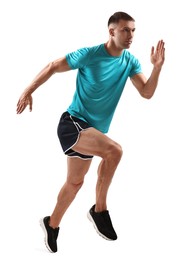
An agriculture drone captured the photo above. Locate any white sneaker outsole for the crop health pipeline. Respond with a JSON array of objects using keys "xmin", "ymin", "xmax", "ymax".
[
  {"xmin": 39, "ymin": 218, "xmax": 54, "ymax": 253},
  {"xmin": 87, "ymin": 212, "xmax": 113, "ymax": 241}
]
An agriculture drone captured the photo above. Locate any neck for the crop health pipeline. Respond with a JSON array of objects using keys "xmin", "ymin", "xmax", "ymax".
[{"xmin": 104, "ymin": 41, "xmax": 124, "ymax": 57}]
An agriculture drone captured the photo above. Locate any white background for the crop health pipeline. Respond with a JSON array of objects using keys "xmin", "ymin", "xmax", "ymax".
[{"xmin": 0, "ymin": 0, "xmax": 184, "ymax": 259}]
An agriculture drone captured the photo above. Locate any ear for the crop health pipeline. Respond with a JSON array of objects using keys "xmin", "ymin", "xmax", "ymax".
[{"xmin": 109, "ymin": 28, "xmax": 114, "ymax": 37}]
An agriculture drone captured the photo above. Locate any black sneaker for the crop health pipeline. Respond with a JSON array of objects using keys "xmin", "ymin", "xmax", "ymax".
[
  {"xmin": 87, "ymin": 205, "xmax": 117, "ymax": 240},
  {"xmin": 40, "ymin": 216, "xmax": 59, "ymax": 253}
]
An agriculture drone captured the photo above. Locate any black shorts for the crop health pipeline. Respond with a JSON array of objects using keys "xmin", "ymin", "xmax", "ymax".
[{"xmin": 57, "ymin": 112, "xmax": 93, "ymax": 160}]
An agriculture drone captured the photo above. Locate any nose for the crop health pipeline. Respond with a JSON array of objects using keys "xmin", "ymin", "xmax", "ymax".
[
  {"xmin": 129, "ymin": 30, "xmax": 134, "ymax": 38},
  {"xmin": 128, "ymin": 31, "xmax": 134, "ymax": 40}
]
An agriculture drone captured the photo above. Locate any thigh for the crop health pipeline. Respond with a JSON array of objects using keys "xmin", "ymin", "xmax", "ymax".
[
  {"xmin": 67, "ymin": 157, "xmax": 92, "ymax": 183},
  {"xmin": 72, "ymin": 127, "xmax": 119, "ymax": 158}
]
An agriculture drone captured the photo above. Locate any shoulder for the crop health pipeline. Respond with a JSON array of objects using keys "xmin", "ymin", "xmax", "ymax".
[
  {"xmin": 69, "ymin": 44, "xmax": 103, "ymax": 56},
  {"xmin": 123, "ymin": 50, "xmax": 139, "ymax": 62},
  {"xmin": 66, "ymin": 44, "xmax": 104, "ymax": 68}
]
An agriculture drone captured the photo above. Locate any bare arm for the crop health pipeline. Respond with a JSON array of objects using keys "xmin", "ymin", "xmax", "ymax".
[
  {"xmin": 130, "ymin": 40, "xmax": 165, "ymax": 99},
  {"xmin": 16, "ymin": 57, "xmax": 71, "ymax": 114}
]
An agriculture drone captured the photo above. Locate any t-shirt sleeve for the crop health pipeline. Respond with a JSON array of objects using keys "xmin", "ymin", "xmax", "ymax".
[
  {"xmin": 129, "ymin": 57, "xmax": 142, "ymax": 77},
  {"xmin": 66, "ymin": 47, "xmax": 90, "ymax": 69}
]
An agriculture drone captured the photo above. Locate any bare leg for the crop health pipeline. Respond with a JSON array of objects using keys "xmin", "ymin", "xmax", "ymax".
[
  {"xmin": 72, "ymin": 127, "xmax": 123, "ymax": 212},
  {"xmin": 95, "ymin": 153, "xmax": 122, "ymax": 212},
  {"xmin": 49, "ymin": 127, "xmax": 122, "ymax": 228},
  {"xmin": 49, "ymin": 157, "xmax": 92, "ymax": 228}
]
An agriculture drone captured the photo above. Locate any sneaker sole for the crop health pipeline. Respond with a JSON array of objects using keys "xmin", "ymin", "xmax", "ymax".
[
  {"xmin": 87, "ymin": 212, "xmax": 113, "ymax": 241},
  {"xmin": 39, "ymin": 218, "xmax": 55, "ymax": 253}
]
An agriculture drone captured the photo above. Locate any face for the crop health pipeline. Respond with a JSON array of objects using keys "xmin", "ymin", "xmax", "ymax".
[{"xmin": 109, "ymin": 20, "xmax": 136, "ymax": 50}]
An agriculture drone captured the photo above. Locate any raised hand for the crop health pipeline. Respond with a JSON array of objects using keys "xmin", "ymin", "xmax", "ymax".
[{"xmin": 150, "ymin": 40, "xmax": 165, "ymax": 69}]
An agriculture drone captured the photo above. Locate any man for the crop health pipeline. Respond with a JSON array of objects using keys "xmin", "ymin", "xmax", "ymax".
[{"xmin": 16, "ymin": 11, "xmax": 165, "ymax": 253}]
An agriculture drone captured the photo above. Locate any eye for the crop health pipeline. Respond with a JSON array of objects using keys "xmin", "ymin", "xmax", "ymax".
[
  {"xmin": 123, "ymin": 28, "xmax": 130, "ymax": 33},
  {"xmin": 122, "ymin": 28, "xmax": 136, "ymax": 33}
]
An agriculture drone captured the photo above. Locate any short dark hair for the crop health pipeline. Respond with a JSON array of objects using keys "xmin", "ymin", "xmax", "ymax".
[{"xmin": 108, "ymin": 12, "xmax": 135, "ymax": 26}]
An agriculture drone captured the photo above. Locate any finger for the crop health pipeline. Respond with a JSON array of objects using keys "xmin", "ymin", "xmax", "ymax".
[
  {"xmin": 29, "ymin": 97, "xmax": 33, "ymax": 112},
  {"xmin": 16, "ymin": 100, "xmax": 27, "ymax": 114},
  {"xmin": 151, "ymin": 46, "xmax": 154, "ymax": 56},
  {"xmin": 155, "ymin": 41, "xmax": 161, "ymax": 52},
  {"xmin": 16, "ymin": 105, "xmax": 24, "ymax": 114},
  {"xmin": 156, "ymin": 40, "xmax": 164, "ymax": 52},
  {"xmin": 160, "ymin": 41, "xmax": 165, "ymax": 52},
  {"xmin": 161, "ymin": 45, "xmax": 165, "ymax": 59},
  {"xmin": 17, "ymin": 98, "xmax": 22, "ymax": 107},
  {"xmin": 17, "ymin": 98, "xmax": 25, "ymax": 109},
  {"xmin": 17, "ymin": 103, "xmax": 26, "ymax": 114},
  {"xmin": 157, "ymin": 41, "xmax": 165, "ymax": 59}
]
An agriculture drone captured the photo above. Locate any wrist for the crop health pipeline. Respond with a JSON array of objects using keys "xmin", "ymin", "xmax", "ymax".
[{"xmin": 153, "ymin": 65, "xmax": 162, "ymax": 72}]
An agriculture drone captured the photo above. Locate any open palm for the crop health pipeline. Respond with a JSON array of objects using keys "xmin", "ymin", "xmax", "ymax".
[{"xmin": 151, "ymin": 40, "xmax": 165, "ymax": 68}]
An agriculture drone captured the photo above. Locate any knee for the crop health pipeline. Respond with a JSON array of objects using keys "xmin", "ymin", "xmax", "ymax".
[
  {"xmin": 105, "ymin": 142, "xmax": 123, "ymax": 163},
  {"xmin": 112, "ymin": 143, "xmax": 123, "ymax": 161},
  {"xmin": 67, "ymin": 179, "xmax": 84, "ymax": 194}
]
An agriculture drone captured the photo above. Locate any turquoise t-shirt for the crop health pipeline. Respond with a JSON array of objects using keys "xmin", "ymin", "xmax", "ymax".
[{"xmin": 66, "ymin": 43, "xmax": 142, "ymax": 133}]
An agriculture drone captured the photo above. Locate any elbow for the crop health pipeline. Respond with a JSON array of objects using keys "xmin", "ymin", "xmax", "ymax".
[
  {"xmin": 139, "ymin": 82, "xmax": 158, "ymax": 100},
  {"xmin": 45, "ymin": 61, "xmax": 59, "ymax": 75},
  {"xmin": 48, "ymin": 62, "xmax": 56, "ymax": 74},
  {"xmin": 144, "ymin": 94, "xmax": 153, "ymax": 100},
  {"xmin": 140, "ymin": 91, "xmax": 154, "ymax": 99}
]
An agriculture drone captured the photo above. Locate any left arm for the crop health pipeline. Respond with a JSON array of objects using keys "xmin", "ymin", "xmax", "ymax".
[{"xmin": 130, "ymin": 40, "xmax": 165, "ymax": 99}]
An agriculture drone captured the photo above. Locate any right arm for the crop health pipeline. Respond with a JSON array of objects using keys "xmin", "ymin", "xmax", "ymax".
[{"xmin": 16, "ymin": 57, "xmax": 71, "ymax": 114}]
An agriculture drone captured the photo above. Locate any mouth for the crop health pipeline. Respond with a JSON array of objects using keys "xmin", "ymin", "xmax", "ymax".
[{"xmin": 126, "ymin": 41, "xmax": 132, "ymax": 44}]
